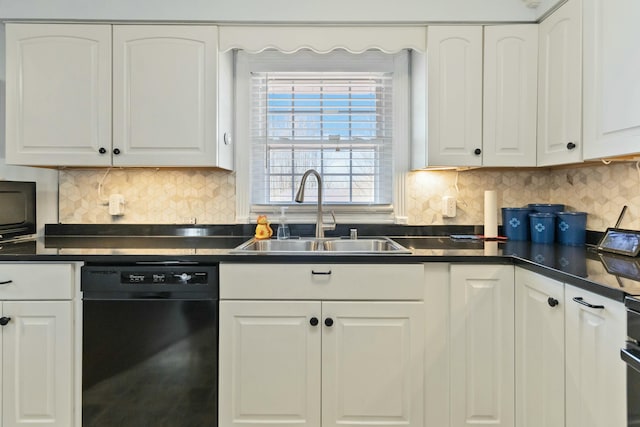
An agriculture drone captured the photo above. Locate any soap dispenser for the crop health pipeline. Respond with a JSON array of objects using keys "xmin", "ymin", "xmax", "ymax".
[{"xmin": 276, "ymin": 207, "xmax": 290, "ymax": 240}]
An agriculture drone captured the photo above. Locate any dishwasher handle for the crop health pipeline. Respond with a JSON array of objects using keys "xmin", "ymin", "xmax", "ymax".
[
  {"xmin": 82, "ymin": 290, "xmax": 217, "ymax": 301},
  {"xmin": 129, "ymin": 292, "xmax": 172, "ymax": 299}
]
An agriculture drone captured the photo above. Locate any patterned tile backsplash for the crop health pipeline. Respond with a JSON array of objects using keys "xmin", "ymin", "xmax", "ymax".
[
  {"xmin": 59, "ymin": 162, "xmax": 640, "ymax": 231},
  {"xmin": 59, "ymin": 169, "xmax": 236, "ymax": 224}
]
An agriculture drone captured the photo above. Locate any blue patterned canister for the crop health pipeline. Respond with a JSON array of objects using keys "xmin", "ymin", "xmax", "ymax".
[
  {"xmin": 556, "ymin": 211, "xmax": 587, "ymax": 246},
  {"xmin": 529, "ymin": 212, "xmax": 556, "ymax": 244},
  {"xmin": 501, "ymin": 208, "xmax": 533, "ymax": 241}
]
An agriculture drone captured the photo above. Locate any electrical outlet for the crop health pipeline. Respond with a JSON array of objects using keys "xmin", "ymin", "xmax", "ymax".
[
  {"xmin": 108, "ymin": 194, "xmax": 125, "ymax": 216},
  {"xmin": 442, "ymin": 196, "xmax": 457, "ymax": 218},
  {"xmin": 178, "ymin": 217, "xmax": 197, "ymax": 225}
]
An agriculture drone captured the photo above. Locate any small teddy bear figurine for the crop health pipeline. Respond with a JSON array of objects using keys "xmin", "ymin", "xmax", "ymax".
[{"xmin": 254, "ymin": 215, "xmax": 273, "ymax": 240}]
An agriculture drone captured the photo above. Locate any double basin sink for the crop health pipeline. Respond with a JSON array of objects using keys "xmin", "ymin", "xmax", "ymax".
[{"xmin": 232, "ymin": 237, "xmax": 411, "ymax": 255}]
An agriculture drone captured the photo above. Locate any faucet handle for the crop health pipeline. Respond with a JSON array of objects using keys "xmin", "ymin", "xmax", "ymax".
[{"xmin": 322, "ymin": 211, "xmax": 337, "ymax": 231}]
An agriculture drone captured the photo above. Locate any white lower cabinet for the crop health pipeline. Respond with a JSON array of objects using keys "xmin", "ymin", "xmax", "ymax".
[
  {"xmin": 565, "ymin": 284, "xmax": 626, "ymax": 427},
  {"xmin": 450, "ymin": 264, "xmax": 515, "ymax": 427},
  {"xmin": 2, "ymin": 301, "xmax": 73, "ymax": 427},
  {"xmin": 515, "ymin": 268, "xmax": 627, "ymax": 427},
  {"xmin": 322, "ymin": 301, "xmax": 424, "ymax": 427},
  {"xmin": 0, "ymin": 263, "xmax": 75, "ymax": 427},
  {"xmin": 219, "ymin": 263, "xmax": 425, "ymax": 427},
  {"xmin": 515, "ymin": 268, "xmax": 565, "ymax": 427},
  {"xmin": 423, "ymin": 264, "xmax": 451, "ymax": 427},
  {"xmin": 220, "ymin": 263, "xmax": 627, "ymax": 427},
  {"xmin": 219, "ymin": 300, "xmax": 321, "ymax": 427}
]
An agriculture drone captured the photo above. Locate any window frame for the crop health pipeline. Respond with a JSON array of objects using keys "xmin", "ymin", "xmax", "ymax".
[{"xmin": 234, "ymin": 49, "xmax": 410, "ymax": 224}]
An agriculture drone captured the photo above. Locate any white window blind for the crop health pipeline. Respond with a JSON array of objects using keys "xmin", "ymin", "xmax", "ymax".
[{"xmin": 250, "ymin": 71, "xmax": 394, "ymax": 206}]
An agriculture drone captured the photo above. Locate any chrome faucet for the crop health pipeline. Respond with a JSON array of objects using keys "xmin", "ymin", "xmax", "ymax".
[{"xmin": 295, "ymin": 169, "xmax": 336, "ymax": 238}]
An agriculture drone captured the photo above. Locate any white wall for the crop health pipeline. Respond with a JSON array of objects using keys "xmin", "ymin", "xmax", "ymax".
[
  {"xmin": 0, "ymin": 0, "xmax": 541, "ymax": 22},
  {"xmin": 0, "ymin": 24, "xmax": 59, "ymax": 235}
]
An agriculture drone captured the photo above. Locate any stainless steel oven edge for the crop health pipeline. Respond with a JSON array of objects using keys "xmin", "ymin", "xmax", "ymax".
[{"xmin": 622, "ymin": 296, "xmax": 640, "ymax": 427}]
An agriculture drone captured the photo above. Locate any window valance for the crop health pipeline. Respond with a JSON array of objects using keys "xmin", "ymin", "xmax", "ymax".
[{"xmin": 218, "ymin": 25, "xmax": 427, "ymax": 54}]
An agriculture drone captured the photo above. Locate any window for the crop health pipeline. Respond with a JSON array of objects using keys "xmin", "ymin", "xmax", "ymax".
[
  {"xmin": 235, "ymin": 49, "xmax": 410, "ymax": 223},
  {"xmin": 252, "ymin": 71, "xmax": 393, "ymax": 205}
]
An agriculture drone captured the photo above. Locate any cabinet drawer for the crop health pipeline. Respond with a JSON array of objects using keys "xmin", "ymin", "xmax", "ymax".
[
  {"xmin": 220, "ymin": 263, "xmax": 424, "ymax": 300},
  {"xmin": 0, "ymin": 263, "xmax": 74, "ymax": 300}
]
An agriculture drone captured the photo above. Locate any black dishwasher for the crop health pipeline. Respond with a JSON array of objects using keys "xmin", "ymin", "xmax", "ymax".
[{"xmin": 81, "ymin": 263, "xmax": 218, "ymax": 427}]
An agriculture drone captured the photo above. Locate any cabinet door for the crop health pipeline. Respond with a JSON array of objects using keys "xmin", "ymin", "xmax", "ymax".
[
  {"xmin": 423, "ymin": 263, "xmax": 451, "ymax": 427},
  {"xmin": 113, "ymin": 25, "xmax": 220, "ymax": 167},
  {"xmin": 321, "ymin": 301, "xmax": 424, "ymax": 427},
  {"xmin": 565, "ymin": 285, "xmax": 626, "ymax": 427},
  {"xmin": 2, "ymin": 301, "xmax": 73, "ymax": 427},
  {"xmin": 537, "ymin": 0, "xmax": 582, "ymax": 166},
  {"xmin": 483, "ymin": 25, "xmax": 538, "ymax": 167},
  {"xmin": 219, "ymin": 301, "xmax": 321, "ymax": 427},
  {"xmin": 427, "ymin": 26, "xmax": 483, "ymax": 167},
  {"xmin": 583, "ymin": 0, "xmax": 640, "ymax": 159},
  {"xmin": 5, "ymin": 23, "xmax": 112, "ymax": 166},
  {"xmin": 450, "ymin": 264, "xmax": 514, "ymax": 427},
  {"xmin": 515, "ymin": 268, "xmax": 564, "ymax": 427}
]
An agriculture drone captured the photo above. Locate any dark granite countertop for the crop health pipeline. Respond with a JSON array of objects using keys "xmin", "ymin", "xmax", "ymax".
[{"xmin": 0, "ymin": 224, "xmax": 638, "ymax": 302}]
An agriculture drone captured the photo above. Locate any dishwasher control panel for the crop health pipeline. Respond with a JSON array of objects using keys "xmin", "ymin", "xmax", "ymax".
[
  {"xmin": 120, "ymin": 271, "xmax": 208, "ymax": 285},
  {"xmin": 81, "ymin": 264, "xmax": 218, "ymax": 298}
]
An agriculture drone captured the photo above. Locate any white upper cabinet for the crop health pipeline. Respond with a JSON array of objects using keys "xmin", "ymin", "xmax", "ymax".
[
  {"xmin": 583, "ymin": 0, "xmax": 640, "ymax": 159},
  {"xmin": 537, "ymin": 0, "xmax": 583, "ymax": 166},
  {"xmin": 426, "ymin": 26, "xmax": 483, "ymax": 167},
  {"xmin": 5, "ymin": 23, "xmax": 233, "ymax": 169},
  {"xmin": 422, "ymin": 25, "xmax": 537, "ymax": 168},
  {"xmin": 113, "ymin": 25, "xmax": 230, "ymax": 168},
  {"xmin": 5, "ymin": 24, "xmax": 112, "ymax": 166},
  {"xmin": 483, "ymin": 25, "xmax": 538, "ymax": 167}
]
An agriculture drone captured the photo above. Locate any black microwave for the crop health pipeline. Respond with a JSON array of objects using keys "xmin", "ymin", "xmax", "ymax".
[{"xmin": 0, "ymin": 181, "xmax": 36, "ymax": 242}]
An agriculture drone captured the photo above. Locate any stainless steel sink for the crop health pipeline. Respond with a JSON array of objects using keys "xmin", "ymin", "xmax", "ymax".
[
  {"xmin": 322, "ymin": 238, "xmax": 410, "ymax": 253},
  {"xmin": 233, "ymin": 239, "xmax": 320, "ymax": 253},
  {"xmin": 231, "ymin": 237, "xmax": 411, "ymax": 255}
]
